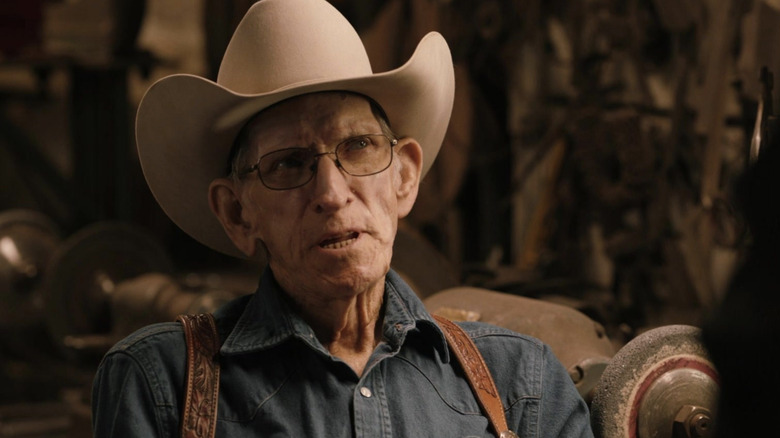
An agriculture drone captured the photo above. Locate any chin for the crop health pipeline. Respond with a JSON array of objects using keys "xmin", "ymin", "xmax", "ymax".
[
  {"xmin": 271, "ymin": 259, "xmax": 389, "ymax": 298},
  {"xmin": 321, "ymin": 263, "xmax": 388, "ymax": 294}
]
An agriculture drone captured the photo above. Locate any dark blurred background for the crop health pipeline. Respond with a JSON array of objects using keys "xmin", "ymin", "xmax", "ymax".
[{"xmin": 1, "ymin": 0, "xmax": 778, "ymax": 436}]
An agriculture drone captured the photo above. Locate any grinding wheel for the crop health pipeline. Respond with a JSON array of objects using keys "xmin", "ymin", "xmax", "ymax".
[
  {"xmin": 590, "ymin": 325, "xmax": 719, "ymax": 438},
  {"xmin": 43, "ymin": 221, "xmax": 173, "ymax": 352},
  {"xmin": 0, "ymin": 209, "xmax": 61, "ymax": 328}
]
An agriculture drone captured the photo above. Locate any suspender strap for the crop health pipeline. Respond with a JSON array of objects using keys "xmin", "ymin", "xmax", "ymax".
[
  {"xmin": 177, "ymin": 313, "xmax": 516, "ymax": 438},
  {"xmin": 177, "ymin": 313, "xmax": 221, "ymax": 438},
  {"xmin": 434, "ymin": 315, "xmax": 519, "ymax": 438}
]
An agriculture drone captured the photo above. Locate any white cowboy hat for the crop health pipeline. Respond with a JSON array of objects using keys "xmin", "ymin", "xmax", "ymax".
[{"xmin": 136, "ymin": 0, "xmax": 455, "ymax": 258}]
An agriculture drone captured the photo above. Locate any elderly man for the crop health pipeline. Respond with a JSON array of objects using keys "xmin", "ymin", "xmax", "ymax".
[{"xmin": 91, "ymin": 0, "xmax": 593, "ymax": 437}]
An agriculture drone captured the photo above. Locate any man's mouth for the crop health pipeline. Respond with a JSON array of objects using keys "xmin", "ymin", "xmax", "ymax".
[{"xmin": 319, "ymin": 231, "xmax": 359, "ymax": 249}]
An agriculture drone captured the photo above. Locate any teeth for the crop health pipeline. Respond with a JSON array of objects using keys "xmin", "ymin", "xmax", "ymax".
[{"xmin": 321, "ymin": 236, "xmax": 357, "ymax": 249}]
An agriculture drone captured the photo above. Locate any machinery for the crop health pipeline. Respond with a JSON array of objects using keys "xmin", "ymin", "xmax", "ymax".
[
  {"xmin": 42, "ymin": 220, "xmax": 175, "ymax": 358},
  {"xmin": 0, "ymin": 212, "xmax": 247, "ymax": 374},
  {"xmin": 41, "ymin": 221, "xmax": 244, "ymax": 359},
  {"xmin": 424, "ymin": 288, "xmax": 721, "ymax": 438},
  {"xmin": 590, "ymin": 325, "xmax": 718, "ymax": 438},
  {"xmin": 0, "ymin": 209, "xmax": 61, "ymax": 333}
]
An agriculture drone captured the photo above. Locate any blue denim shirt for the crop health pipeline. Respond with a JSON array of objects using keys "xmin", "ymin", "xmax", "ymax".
[{"xmin": 92, "ymin": 268, "xmax": 593, "ymax": 437}]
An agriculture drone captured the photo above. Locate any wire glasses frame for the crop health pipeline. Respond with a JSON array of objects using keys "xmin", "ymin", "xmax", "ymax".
[{"xmin": 239, "ymin": 133, "xmax": 398, "ymax": 190}]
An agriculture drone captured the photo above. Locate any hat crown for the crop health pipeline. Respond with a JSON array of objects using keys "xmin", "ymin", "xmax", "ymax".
[{"xmin": 217, "ymin": 0, "xmax": 373, "ymax": 94}]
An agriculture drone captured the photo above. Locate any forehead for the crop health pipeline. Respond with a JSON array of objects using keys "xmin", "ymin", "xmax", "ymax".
[{"xmin": 243, "ymin": 92, "xmax": 378, "ymax": 150}]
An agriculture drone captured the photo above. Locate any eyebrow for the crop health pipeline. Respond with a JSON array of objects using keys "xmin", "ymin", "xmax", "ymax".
[
  {"xmin": 261, "ymin": 131, "xmax": 386, "ymax": 158},
  {"xmin": 227, "ymin": 100, "xmax": 391, "ymax": 176}
]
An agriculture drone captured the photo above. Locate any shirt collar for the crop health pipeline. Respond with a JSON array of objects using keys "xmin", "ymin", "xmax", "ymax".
[{"xmin": 219, "ymin": 267, "xmax": 449, "ymax": 361}]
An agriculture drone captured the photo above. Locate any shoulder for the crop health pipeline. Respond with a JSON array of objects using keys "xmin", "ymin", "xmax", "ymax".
[
  {"xmin": 99, "ymin": 322, "xmax": 187, "ymax": 405},
  {"xmin": 108, "ymin": 321, "xmax": 184, "ymax": 354},
  {"xmin": 93, "ymin": 322, "xmax": 189, "ymax": 436},
  {"xmin": 454, "ymin": 321, "xmax": 593, "ymax": 436},
  {"xmin": 455, "ymin": 321, "xmax": 559, "ymax": 399},
  {"xmin": 105, "ymin": 321, "xmax": 187, "ymax": 371},
  {"xmin": 456, "ymin": 321, "xmax": 544, "ymax": 347},
  {"xmin": 457, "ymin": 320, "xmax": 546, "ymax": 360},
  {"xmin": 103, "ymin": 321, "xmax": 186, "ymax": 380},
  {"xmin": 99, "ymin": 292, "xmax": 254, "ymax": 384}
]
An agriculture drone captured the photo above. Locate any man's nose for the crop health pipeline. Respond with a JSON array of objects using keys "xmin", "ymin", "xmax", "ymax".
[{"xmin": 310, "ymin": 155, "xmax": 351, "ymax": 212}]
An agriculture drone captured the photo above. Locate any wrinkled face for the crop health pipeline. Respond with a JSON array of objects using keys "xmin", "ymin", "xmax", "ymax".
[{"xmin": 220, "ymin": 92, "xmax": 421, "ymax": 303}]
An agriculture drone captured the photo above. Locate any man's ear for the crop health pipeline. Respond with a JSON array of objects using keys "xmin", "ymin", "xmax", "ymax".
[
  {"xmin": 394, "ymin": 138, "xmax": 423, "ymax": 218},
  {"xmin": 208, "ymin": 178, "xmax": 259, "ymax": 257}
]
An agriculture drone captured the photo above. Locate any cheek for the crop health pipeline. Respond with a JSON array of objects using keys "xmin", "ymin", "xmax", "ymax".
[
  {"xmin": 239, "ymin": 192, "xmax": 266, "ymax": 236},
  {"xmin": 241, "ymin": 191, "xmax": 298, "ymax": 246},
  {"xmin": 363, "ymin": 181, "xmax": 400, "ymax": 239}
]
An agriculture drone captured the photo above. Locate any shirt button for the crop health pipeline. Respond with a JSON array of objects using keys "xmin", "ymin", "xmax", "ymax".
[{"xmin": 359, "ymin": 387, "xmax": 372, "ymax": 398}]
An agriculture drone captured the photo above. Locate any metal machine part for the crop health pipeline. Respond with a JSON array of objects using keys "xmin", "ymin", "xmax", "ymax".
[
  {"xmin": 424, "ymin": 287, "xmax": 615, "ymax": 401},
  {"xmin": 108, "ymin": 272, "xmax": 239, "ymax": 339},
  {"xmin": 0, "ymin": 209, "xmax": 61, "ymax": 329},
  {"xmin": 42, "ymin": 221, "xmax": 174, "ymax": 355},
  {"xmin": 590, "ymin": 325, "xmax": 719, "ymax": 438}
]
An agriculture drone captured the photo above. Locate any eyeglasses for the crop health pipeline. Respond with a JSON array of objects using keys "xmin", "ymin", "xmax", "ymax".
[{"xmin": 239, "ymin": 134, "xmax": 398, "ymax": 190}]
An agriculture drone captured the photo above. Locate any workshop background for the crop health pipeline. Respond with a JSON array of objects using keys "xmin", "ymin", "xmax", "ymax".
[{"xmin": 1, "ymin": 0, "xmax": 778, "ymax": 437}]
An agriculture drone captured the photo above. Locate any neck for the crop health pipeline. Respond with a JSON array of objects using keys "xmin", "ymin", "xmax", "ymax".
[{"xmin": 287, "ymin": 279, "xmax": 386, "ymax": 375}]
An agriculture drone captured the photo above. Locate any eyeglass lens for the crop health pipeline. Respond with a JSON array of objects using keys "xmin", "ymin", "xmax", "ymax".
[{"xmin": 257, "ymin": 134, "xmax": 394, "ymax": 189}]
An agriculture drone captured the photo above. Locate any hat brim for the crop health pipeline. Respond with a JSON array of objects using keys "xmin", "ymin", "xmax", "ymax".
[{"xmin": 136, "ymin": 32, "xmax": 454, "ymax": 258}]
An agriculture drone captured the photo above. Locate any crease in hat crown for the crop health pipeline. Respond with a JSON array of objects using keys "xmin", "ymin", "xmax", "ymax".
[
  {"xmin": 217, "ymin": 0, "xmax": 373, "ymax": 94},
  {"xmin": 135, "ymin": 0, "xmax": 456, "ymax": 258}
]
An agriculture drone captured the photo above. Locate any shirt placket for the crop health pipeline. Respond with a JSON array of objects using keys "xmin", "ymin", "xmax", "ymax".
[{"xmin": 352, "ymin": 361, "xmax": 392, "ymax": 438}]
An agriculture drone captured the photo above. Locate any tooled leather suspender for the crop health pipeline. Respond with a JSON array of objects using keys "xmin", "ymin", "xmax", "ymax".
[
  {"xmin": 177, "ymin": 313, "xmax": 221, "ymax": 438},
  {"xmin": 177, "ymin": 313, "xmax": 516, "ymax": 438},
  {"xmin": 433, "ymin": 315, "xmax": 518, "ymax": 438}
]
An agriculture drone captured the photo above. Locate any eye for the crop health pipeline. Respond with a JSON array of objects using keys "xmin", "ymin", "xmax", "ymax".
[
  {"xmin": 262, "ymin": 149, "xmax": 310, "ymax": 173},
  {"xmin": 341, "ymin": 136, "xmax": 374, "ymax": 152}
]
